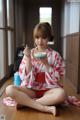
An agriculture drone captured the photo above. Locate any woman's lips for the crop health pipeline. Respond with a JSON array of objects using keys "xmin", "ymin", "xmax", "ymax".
[{"xmin": 39, "ymin": 45, "xmax": 44, "ymax": 46}]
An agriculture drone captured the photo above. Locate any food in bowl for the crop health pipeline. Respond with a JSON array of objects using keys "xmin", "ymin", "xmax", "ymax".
[{"xmin": 34, "ymin": 52, "xmax": 47, "ymax": 59}]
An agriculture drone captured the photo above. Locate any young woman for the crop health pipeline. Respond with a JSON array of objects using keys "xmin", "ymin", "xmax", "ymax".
[{"xmin": 5, "ymin": 22, "xmax": 66, "ymax": 116}]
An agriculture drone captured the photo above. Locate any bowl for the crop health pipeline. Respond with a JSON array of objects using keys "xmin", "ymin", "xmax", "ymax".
[{"xmin": 34, "ymin": 52, "xmax": 47, "ymax": 59}]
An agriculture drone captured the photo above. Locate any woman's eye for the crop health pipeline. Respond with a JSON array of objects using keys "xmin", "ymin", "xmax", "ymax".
[
  {"xmin": 43, "ymin": 37, "xmax": 46, "ymax": 39},
  {"xmin": 36, "ymin": 36, "xmax": 39, "ymax": 39}
]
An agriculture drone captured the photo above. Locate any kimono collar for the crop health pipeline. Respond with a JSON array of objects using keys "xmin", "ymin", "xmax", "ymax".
[{"xmin": 34, "ymin": 47, "xmax": 52, "ymax": 53}]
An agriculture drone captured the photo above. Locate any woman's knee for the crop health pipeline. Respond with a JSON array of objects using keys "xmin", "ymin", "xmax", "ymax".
[
  {"xmin": 5, "ymin": 85, "xmax": 16, "ymax": 97},
  {"xmin": 57, "ymin": 88, "xmax": 66, "ymax": 102}
]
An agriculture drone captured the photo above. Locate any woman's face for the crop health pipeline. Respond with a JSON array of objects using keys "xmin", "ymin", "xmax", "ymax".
[{"xmin": 35, "ymin": 37, "xmax": 48, "ymax": 50}]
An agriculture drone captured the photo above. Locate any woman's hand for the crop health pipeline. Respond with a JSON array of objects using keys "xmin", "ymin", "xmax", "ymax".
[
  {"xmin": 23, "ymin": 45, "xmax": 32, "ymax": 73},
  {"xmin": 23, "ymin": 45, "xmax": 31, "ymax": 58},
  {"xmin": 38, "ymin": 57, "xmax": 48, "ymax": 65},
  {"xmin": 38, "ymin": 57, "xmax": 51, "ymax": 71}
]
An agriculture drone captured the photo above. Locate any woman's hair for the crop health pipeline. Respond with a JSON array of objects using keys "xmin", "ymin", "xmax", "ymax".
[{"xmin": 33, "ymin": 22, "xmax": 54, "ymax": 41}]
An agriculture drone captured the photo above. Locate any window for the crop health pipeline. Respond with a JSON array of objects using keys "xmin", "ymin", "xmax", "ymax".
[
  {"xmin": 8, "ymin": 31, "xmax": 14, "ymax": 65},
  {"xmin": 0, "ymin": 0, "xmax": 15, "ymax": 79},
  {"xmin": 7, "ymin": 0, "xmax": 14, "ymax": 66},
  {"xmin": 39, "ymin": 7, "xmax": 54, "ymax": 45},
  {"xmin": 7, "ymin": 0, "xmax": 14, "ymax": 27},
  {"xmin": 0, "ymin": 0, "xmax": 4, "ymax": 27},
  {"xmin": 0, "ymin": 0, "xmax": 5, "ymax": 78},
  {"xmin": 39, "ymin": 7, "xmax": 52, "ymax": 25},
  {"xmin": 0, "ymin": 30, "xmax": 5, "ymax": 77}
]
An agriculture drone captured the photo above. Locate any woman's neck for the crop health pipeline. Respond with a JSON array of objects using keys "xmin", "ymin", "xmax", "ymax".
[
  {"xmin": 37, "ymin": 47, "xmax": 46, "ymax": 52},
  {"xmin": 37, "ymin": 46, "xmax": 48, "ymax": 52}
]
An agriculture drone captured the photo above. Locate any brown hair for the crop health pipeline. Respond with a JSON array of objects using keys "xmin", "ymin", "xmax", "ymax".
[{"xmin": 33, "ymin": 22, "xmax": 54, "ymax": 41}]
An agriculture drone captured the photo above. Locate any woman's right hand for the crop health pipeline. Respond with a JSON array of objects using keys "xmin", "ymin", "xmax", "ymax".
[
  {"xmin": 23, "ymin": 45, "xmax": 32, "ymax": 72},
  {"xmin": 23, "ymin": 45, "xmax": 31, "ymax": 58}
]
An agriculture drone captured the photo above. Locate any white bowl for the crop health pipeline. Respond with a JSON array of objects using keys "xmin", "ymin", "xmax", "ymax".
[{"xmin": 34, "ymin": 52, "xmax": 47, "ymax": 59}]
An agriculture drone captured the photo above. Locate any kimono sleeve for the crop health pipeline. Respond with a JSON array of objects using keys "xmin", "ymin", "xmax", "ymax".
[
  {"xmin": 45, "ymin": 52, "xmax": 65, "ymax": 84},
  {"xmin": 18, "ymin": 57, "xmax": 35, "ymax": 83}
]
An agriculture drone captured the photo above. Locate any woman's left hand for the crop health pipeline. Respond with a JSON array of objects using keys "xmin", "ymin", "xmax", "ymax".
[
  {"xmin": 38, "ymin": 57, "xmax": 51, "ymax": 71},
  {"xmin": 38, "ymin": 57, "xmax": 49, "ymax": 66}
]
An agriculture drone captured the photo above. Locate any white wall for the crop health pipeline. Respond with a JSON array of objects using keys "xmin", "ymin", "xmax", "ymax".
[
  {"xmin": 61, "ymin": 2, "xmax": 79, "ymax": 36},
  {"xmin": 61, "ymin": 2, "xmax": 70, "ymax": 59},
  {"xmin": 61, "ymin": 2, "xmax": 80, "ymax": 60},
  {"xmin": 69, "ymin": 2, "xmax": 79, "ymax": 33},
  {"xmin": 61, "ymin": 2, "xmax": 70, "ymax": 37}
]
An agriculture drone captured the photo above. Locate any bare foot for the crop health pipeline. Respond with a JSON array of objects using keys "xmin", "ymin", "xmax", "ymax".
[
  {"xmin": 44, "ymin": 106, "xmax": 56, "ymax": 116},
  {"xmin": 67, "ymin": 96, "xmax": 80, "ymax": 107}
]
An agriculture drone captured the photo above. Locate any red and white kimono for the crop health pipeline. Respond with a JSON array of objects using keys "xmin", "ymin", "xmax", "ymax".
[{"xmin": 19, "ymin": 48, "xmax": 65, "ymax": 91}]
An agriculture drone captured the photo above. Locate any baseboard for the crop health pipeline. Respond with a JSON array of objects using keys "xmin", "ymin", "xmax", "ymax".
[
  {"xmin": 0, "ymin": 64, "xmax": 15, "ymax": 88},
  {"xmin": 0, "ymin": 76, "xmax": 7, "ymax": 88}
]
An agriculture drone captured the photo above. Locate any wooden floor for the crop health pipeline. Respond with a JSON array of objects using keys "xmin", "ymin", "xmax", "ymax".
[{"xmin": 0, "ymin": 78, "xmax": 80, "ymax": 120}]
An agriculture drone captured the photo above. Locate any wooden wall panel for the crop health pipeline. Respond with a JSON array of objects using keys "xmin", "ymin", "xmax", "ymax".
[{"xmin": 66, "ymin": 33, "xmax": 79, "ymax": 92}]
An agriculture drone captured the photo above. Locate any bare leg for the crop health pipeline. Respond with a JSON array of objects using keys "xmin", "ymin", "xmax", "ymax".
[
  {"xmin": 36, "ymin": 88, "xmax": 66, "ymax": 106},
  {"xmin": 5, "ymin": 85, "xmax": 56, "ymax": 115}
]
